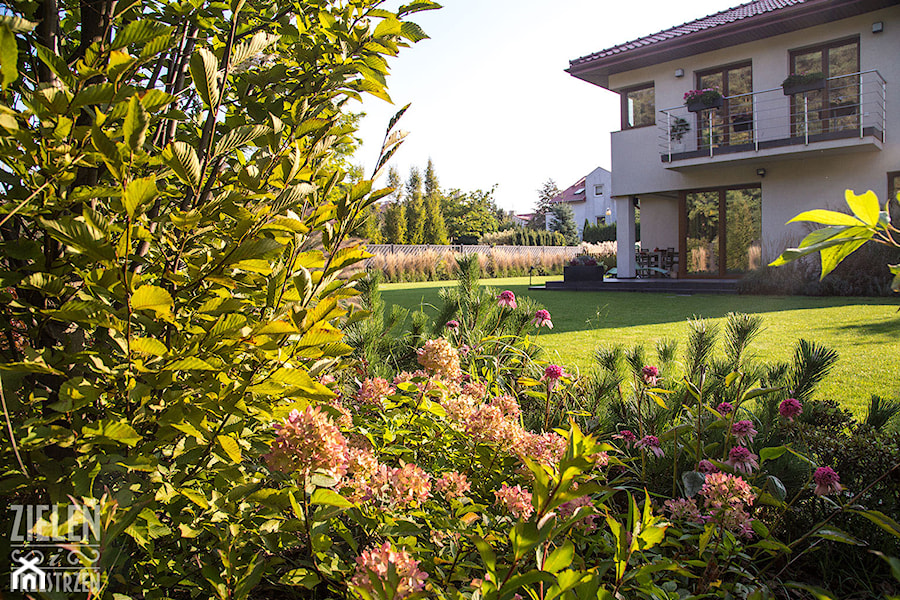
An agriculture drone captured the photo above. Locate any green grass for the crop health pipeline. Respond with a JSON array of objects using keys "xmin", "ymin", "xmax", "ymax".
[{"xmin": 380, "ymin": 276, "xmax": 900, "ymax": 416}]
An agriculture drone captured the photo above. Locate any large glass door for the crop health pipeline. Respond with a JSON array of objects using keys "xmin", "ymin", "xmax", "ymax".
[
  {"xmin": 681, "ymin": 187, "xmax": 761, "ymax": 277},
  {"xmin": 696, "ymin": 63, "xmax": 752, "ymax": 150},
  {"xmin": 790, "ymin": 38, "xmax": 859, "ymax": 137}
]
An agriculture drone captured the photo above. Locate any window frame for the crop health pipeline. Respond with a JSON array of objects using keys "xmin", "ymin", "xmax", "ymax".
[
  {"xmin": 694, "ymin": 60, "xmax": 753, "ymax": 147},
  {"xmin": 788, "ymin": 36, "xmax": 860, "ymax": 135},
  {"xmin": 619, "ymin": 82, "xmax": 656, "ymax": 130}
]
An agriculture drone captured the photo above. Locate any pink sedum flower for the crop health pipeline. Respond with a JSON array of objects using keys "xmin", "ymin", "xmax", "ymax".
[
  {"xmin": 642, "ymin": 365, "xmax": 659, "ymax": 387},
  {"xmin": 717, "ymin": 402, "xmax": 734, "ymax": 415},
  {"xmin": 814, "ymin": 466, "xmax": 842, "ymax": 496},
  {"xmin": 494, "ymin": 483, "xmax": 534, "ymax": 519},
  {"xmin": 636, "ymin": 435, "xmax": 664, "ymax": 458},
  {"xmin": 727, "ymin": 446, "xmax": 759, "ymax": 474},
  {"xmin": 351, "ymin": 542, "xmax": 428, "ymax": 599},
  {"xmin": 497, "ymin": 290, "xmax": 517, "ymax": 309},
  {"xmin": 435, "ymin": 471, "xmax": 471, "ymax": 499},
  {"xmin": 731, "ymin": 420, "xmax": 758, "ymax": 446},
  {"xmin": 531, "ymin": 309, "xmax": 553, "ymax": 329},
  {"xmin": 779, "ymin": 397, "xmax": 803, "ymax": 422},
  {"xmin": 416, "ymin": 338, "xmax": 462, "ymax": 380},
  {"xmin": 264, "ymin": 407, "xmax": 348, "ymax": 478}
]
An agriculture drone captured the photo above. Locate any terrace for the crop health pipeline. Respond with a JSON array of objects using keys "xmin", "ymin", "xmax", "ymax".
[{"xmin": 658, "ymin": 70, "xmax": 886, "ymax": 169}]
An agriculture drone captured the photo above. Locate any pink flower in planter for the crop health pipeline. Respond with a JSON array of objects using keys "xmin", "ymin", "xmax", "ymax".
[
  {"xmin": 497, "ymin": 290, "xmax": 517, "ymax": 309},
  {"xmin": 351, "ymin": 542, "xmax": 428, "ymax": 598},
  {"xmin": 531, "ymin": 309, "xmax": 553, "ymax": 329},
  {"xmin": 727, "ymin": 446, "xmax": 759, "ymax": 474},
  {"xmin": 717, "ymin": 402, "xmax": 734, "ymax": 415},
  {"xmin": 642, "ymin": 365, "xmax": 659, "ymax": 386},
  {"xmin": 636, "ymin": 435, "xmax": 664, "ymax": 458},
  {"xmin": 698, "ymin": 459, "xmax": 719, "ymax": 474},
  {"xmin": 813, "ymin": 466, "xmax": 842, "ymax": 496},
  {"xmin": 779, "ymin": 397, "xmax": 803, "ymax": 422},
  {"xmin": 731, "ymin": 420, "xmax": 758, "ymax": 446},
  {"xmin": 613, "ymin": 429, "xmax": 637, "ymax": 447},
  {"xmin": 494, "ymin": 483, "xmax": 534, "ymax": 519}
]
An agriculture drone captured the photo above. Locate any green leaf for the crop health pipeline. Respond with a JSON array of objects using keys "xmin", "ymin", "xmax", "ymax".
[
  {"xmin": 214, "ymin": 125, "xmax": 272, "ymax": 157},
  {"xmin": 0, "ymin": 15, "xmax": 37, "ymax": 34},
  {"xmin": 82, "ymin": 419, "xmax": 142, "ymax": 446},
  {"xmin": 543, "ymin": 541, "xmax": 574, "ymax": 574},
  {"xmin": 131, "ymin": 285, "xmax": 173, "ymax": 314},
  {"xmin": 872, "ymin": 551, "xmax": 900, "ymax": 583},
  {"xmin": 0, "ymin": 23, "xmax": 20, "ymax": 90},
  {"xmin": 472, "ymin": 535, "xmax": 496, "ymax": 574},
  {"xmin": 814, "ymin": 527, "xmax": 865, "ymax": 546},
  {"xmin": 844, "ymin": 189, "xmax": 880, "ymax": 227},
  {"xmin": 124, "ymin": 177, "xmax": 158, "ymax": 219},
  {"xmin": 279, "ymin": 568, "xmax": 320, "ymax": 589},
  {"xmin": 123, "ymin": 95, "xmax": 149, "ymax": 152},
  {"xmin": 164, "ymin": 357, "xmax": 217, "ymax": 371},
  {"xmin": 787, "ymin": 209, "xmax": 863, "ymax": 227},
  {"xmin": 131, "ymin": 337, "xmax": 168, "ymax": 357},
  {"xmin": 763, "ymin": 475, "xmax": 787, "ymax": 502},
  {"xmin": 40, "ymin": 217, "xmax": 116, "ymax": 262},
  {"xmin": 163, "ymin": 141, "xmax": 201, "ymax": 189},
  {"xmin": 310, "ymin": 488, "xmax": 353, "ymax": 508},
  {"xmin": 399, "ymin": 21, "xmax": 429, "ymax": 42},
  {"xmin": 785, "ymin": 583, "xmax": 837, "ymax": 600},
  {"xmin": 759, "ymin": 446, "xmax": 787, "ymax": 463},
  {"xmin": 682, "ymin": 471, "xmax": 705, "ymax": 497},
  {"xmin": 190, "ymin": 47, "xmax": 220, "ymax": 108},
  {"xmin": 819, "ymin": 237, "xmax": 867, "ymax": 279},
  {"xmin": 231, "ymin": 32, "xmax": 280, "ymax": 67},
  {"xmin": 112, "ymin": 20, "xmax": 171, "ymax": 49},
  {"xmin": 217, "ymin": 435, "xmax": 242, "ymax": 463},
  {"xmin": 849, "ymin": 509, "xmax": 900, "ymax": 539}
]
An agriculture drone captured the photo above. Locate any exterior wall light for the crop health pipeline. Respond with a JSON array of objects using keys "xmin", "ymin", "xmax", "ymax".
[
  {"xmin": 873, "ymin": 21, "xmax": 884, "ymax": 33},
  {"xmin": 675, "ymin": 68, "xmax": 685, "ymax": 78},
  {"xmin": 756, "ymin": 168, "xmax": 767, "ymax": 178}
]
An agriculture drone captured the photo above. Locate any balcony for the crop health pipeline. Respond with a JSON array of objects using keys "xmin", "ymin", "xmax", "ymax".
[{"xmin": 658, "ymin": 70, "xmax": 885, "ymax": 168}]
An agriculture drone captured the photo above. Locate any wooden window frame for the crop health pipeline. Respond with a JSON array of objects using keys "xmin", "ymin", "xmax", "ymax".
[
  {"xmin": 789, "ymin": 36, "xmax": 860, "ymax": 135},
  {"xmin": 694, "ymin": 60, "xmax": 753, "ymax": 148},
  {"xmin": 619, "ymin": 83, "xmax": 655, "ymax": 130}
]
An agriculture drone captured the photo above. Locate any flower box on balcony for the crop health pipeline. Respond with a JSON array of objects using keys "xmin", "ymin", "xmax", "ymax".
[
  {"xmin": 731, "ymin": 113, "xmax": 753, "ymax": 132},
  {"xmin": 684, "ymin": 89, "xmax": 723, "ymax": 113},
  {"xmin": 830, "ymin": 101, "xmax": 856, "ymax": 117},
  {"xmin": 782, "ymin": 73, "xmax": 825, "ymax": 96}
]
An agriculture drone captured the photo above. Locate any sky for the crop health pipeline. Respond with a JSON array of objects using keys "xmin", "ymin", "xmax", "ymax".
[{"xmin": 352, "ymin": 0, "xmax": 741, "ymax": 214}]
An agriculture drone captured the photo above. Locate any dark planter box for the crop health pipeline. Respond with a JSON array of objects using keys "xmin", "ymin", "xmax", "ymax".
[
  {"xmin": 782, "ymin": 79, "xmax": 825, "ymax": 96},
  {"xmin": 830, "ymin": 102, "xmax": 856, "ymax": 117},
  {"xmin": 686, "ymin": 97, "xmax": 723, "ymax": 113},
  {"xmin": 731, "ymin": 113, "xmax": 753, "ymax": 132},
  {"xmin": 564, "ymin": 265, "xmax": 606, "ymax": 282}
]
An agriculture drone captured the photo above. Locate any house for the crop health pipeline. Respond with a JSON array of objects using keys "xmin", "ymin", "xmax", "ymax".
[
  {"xmin": 546, "ymin": 167, "xmax": 615, "ymax": 236},
  {"xmin": 567, "ymin": 0, "xmax": 899, "ymax": 278}
]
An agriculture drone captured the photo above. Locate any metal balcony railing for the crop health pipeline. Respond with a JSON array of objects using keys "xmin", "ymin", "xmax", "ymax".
[{"xmin": 658, "ymin": 70, "xmax": 886, "ymax": 162}]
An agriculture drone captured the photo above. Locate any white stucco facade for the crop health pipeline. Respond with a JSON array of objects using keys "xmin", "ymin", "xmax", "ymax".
[
  {"xmin": 571, "ymin": 2, "xmax": 900, "ymax": 278},
  {"xmin": 547, "ymin": 167, "xmax": 614, "ymax": 236}
]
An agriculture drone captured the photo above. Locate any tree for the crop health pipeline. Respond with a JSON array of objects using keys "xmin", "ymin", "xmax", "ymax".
[
  {"xmin": 424, "ymin": 194, "xmax": 450, "ymax": 244},
  {"xmin": 386, "ymin": 165, "xmax": 403, "ymax": 202},
  {"xmin": 550, "ymin": 203, "xmax": 579, "ymax": 245},
  {"xmin": 530, "ymin": 178, "xmax": 561, "ymax": 229},
  {"xmin": 405, "ymin": 166, "xmax": 426, "ymax": 243},
  {"xmin": 383, "ymin": 201, "xmax": 408, "ymax": 244},
  {"xmin": 0, "ymin": 1, "xmax": 436, "ymax": 597},
  {"xmin": 424, "ymin": 157, "xmax": 440, "ymax": 199},
  {"xmin": 443, "ymin": 188, "xmax": 500, "ymax": 243}
]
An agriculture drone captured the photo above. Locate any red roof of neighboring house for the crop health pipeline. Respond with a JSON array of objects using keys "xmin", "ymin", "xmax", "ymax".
[
  {"xmin": 550, "ymin": 178, "xmax": 587, "ymax": 204},
  {"xmin": 568, "ymin": 0, "xmax": 897, "ymax": 87}
]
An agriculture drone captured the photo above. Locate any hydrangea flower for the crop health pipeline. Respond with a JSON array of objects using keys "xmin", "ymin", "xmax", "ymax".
[
  {"xmin": 351, "ymin": 542, "xmax": 428, "ymax": 599},
  {"xmin": 371, "ymin": 462, "xmax": 432, "ymax": 506},
  {"xmin": 700, "ymin": 472, "xmax": 756, "ymax": 538},
  {"xmin": 435, "ymin": 471, "xmax": 471, "ymax": 499},
  {"xmin": 416, "ymin": 338, "xmax": 462, "ymax": 380},
  {"xmin": 717, "ymin": 402, "xmax": 734, "ymax": 415},
  {"xmin": 494, "ymin": 484, "xmax": 534, "ymax": 519},
  {"xmin": 264, "ymin": 407, "xmax": 348, "ymax": 478},
  {"xmin": 518, "ymin": 431, "xmax": 567, "ymax": 466},
  {"xmin": 497, "ymin": 290, "xmax": 517, "ymax": 309},
  {"xmin": 814, "ymin": 466, "xmax": 842, "ymax": 496},
  {"xmin": 779, "ymin": 397, "xmax": 803, "ymax": 422},
  {"xmin": 531, "ymin": 309, "xmax": 553, "ymax": 329},
  {"xmin": 636, "ymin": 434, "xmax": 664, "ymax": 458},
  {"xmin": 641, "ymin": 365, "xmax": 659, "ymax": 387},
  {"xmin": 356, "ymin": 377, "xmax": 395, "ymax": 407},
  {"xmin": 726, "ymin": 446, "xmax": 759, "ymax": 474},
  {"xmin": 665, "ymin": 497, "xmax": 703, "ymax": 523},
  {"xmin": 731, "ymin": 420, "xmax": 758, "ymax": 446}
]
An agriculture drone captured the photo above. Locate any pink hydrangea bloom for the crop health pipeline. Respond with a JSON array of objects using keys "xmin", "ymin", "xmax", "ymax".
[
  {"xmin": 371, "ymin": 462, "xmax": 432, "ymax": 506},
  {"xmin": 731, "ymin": 420, "xmax": 758, "ymax": 446},
  {"xmin": 497, "ymin": 290, "xmax": 517, "ymax": 309},
  {"xmin": 717, "ymin": 402, "xmax": 734, "ymax": 415},
  {"xmin": 779, "ymin": 397, "xmax": 803, "ymax": 422},
  {"xmin": 636, "ymin": 435, "xmax": 664, "ymax": 458},
  {"xmin": 592, "ymin": 451, "xmax": 609, "ymax": 468},
  {"xmin": 489, "ymin": 394, "xmax": 521, "ymax": 421},
  {"xmin": 613, "ymin": 429, "xmax": 637, "ymax": 447},
  {"xmin": 435, "ymin": 471, "xmax": 471, "ymax": 499},
  {"xmin": 264, "ymin": 407, "xmax": 348, "ymax": 478},
  {"xmin": 356, "ymin": 377, "xmax": 395, "ymax": 407},
  {"xmin": 351, "ymin": 542, "xmax": 428, "ymax": 599},
  {"xmin": 726, "ymin": 446, "xmax": 759, "ymax": 474},
  {"xmin": 698, "ymin": 459, "xmax": 719, "ymax": 474},
  {"xmin": 642, "ymin": 365, "xmax": 659, "ymax": 387},
  {"xmin": 494, "ymin": 484, "xmax": 534, "ymax": 519},
  {"xmin": 518, "ymin": 431, "xmax": 567, "ymax": 466},
  {"xmin": 665, "ymin": 497, "xmax": 703, "ymax": 523},
  {"xmin": 416, "ymin": 338, "xmax": 462, "ymax": 380},
  {"xmin": 700, "ymin": 472, "xmax": 756, "ymax": 538},
  {"xmin": 531, "ymin": 309, "xmax": 553, "ymax": 329},
  {"xmin": 814, "ymin": 466, "xmax": 842, "ymax": 496}
]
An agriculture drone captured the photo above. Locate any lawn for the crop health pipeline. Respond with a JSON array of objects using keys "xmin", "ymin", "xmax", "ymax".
[{"xmin": 380, "ymin": 276, "xmax": 900, "ymax": 416}]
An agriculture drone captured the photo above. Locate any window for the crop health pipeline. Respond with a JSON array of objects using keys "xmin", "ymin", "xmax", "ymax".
[
  {"xmin": 620, "ymin": 84, "xmax": 654, "ymax": 129},
  {"xmin": 594, "ymin": 184, "xmax": 604, "ymax": 196},
  {"xmin": 695, "ymin": 62, "xmax": 752, "ymax": 148},
  {"xmin": 790, "ymin": 37, "xmax": 859, "ymax": 135},
  {"xmin": 889, "ymin": 172, "xmax": 900, "ymax": 223}
]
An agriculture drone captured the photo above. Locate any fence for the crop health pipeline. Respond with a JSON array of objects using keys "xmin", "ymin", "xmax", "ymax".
[{"xmin": 365, "ymin": 244, "xmax": 582, "ymax": 260}]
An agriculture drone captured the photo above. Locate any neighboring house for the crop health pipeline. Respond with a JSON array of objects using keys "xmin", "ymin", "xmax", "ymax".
[
  {"xmin": 567, "ymin": 0, "xmax": 899, "ymax": 278},
  {"xmin": 511, "ymin": 213, "xmax": 536, "ymax": 227},
  {"xmin": 546, "ymin": 167, "xmax": 615, "ymax": 235}
]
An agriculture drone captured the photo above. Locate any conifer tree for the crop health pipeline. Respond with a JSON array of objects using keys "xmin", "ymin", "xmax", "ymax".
[
  {"xmin": 405, "ymin": 166, "xmax": 426, "ymax": 244},
  {"xmin": 383, "ymin": 201, "xmax": 407, "ymax": 244},
  {"xmin": 424, "ymin": 194, "xmax": 450, "ymax": 244}
]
